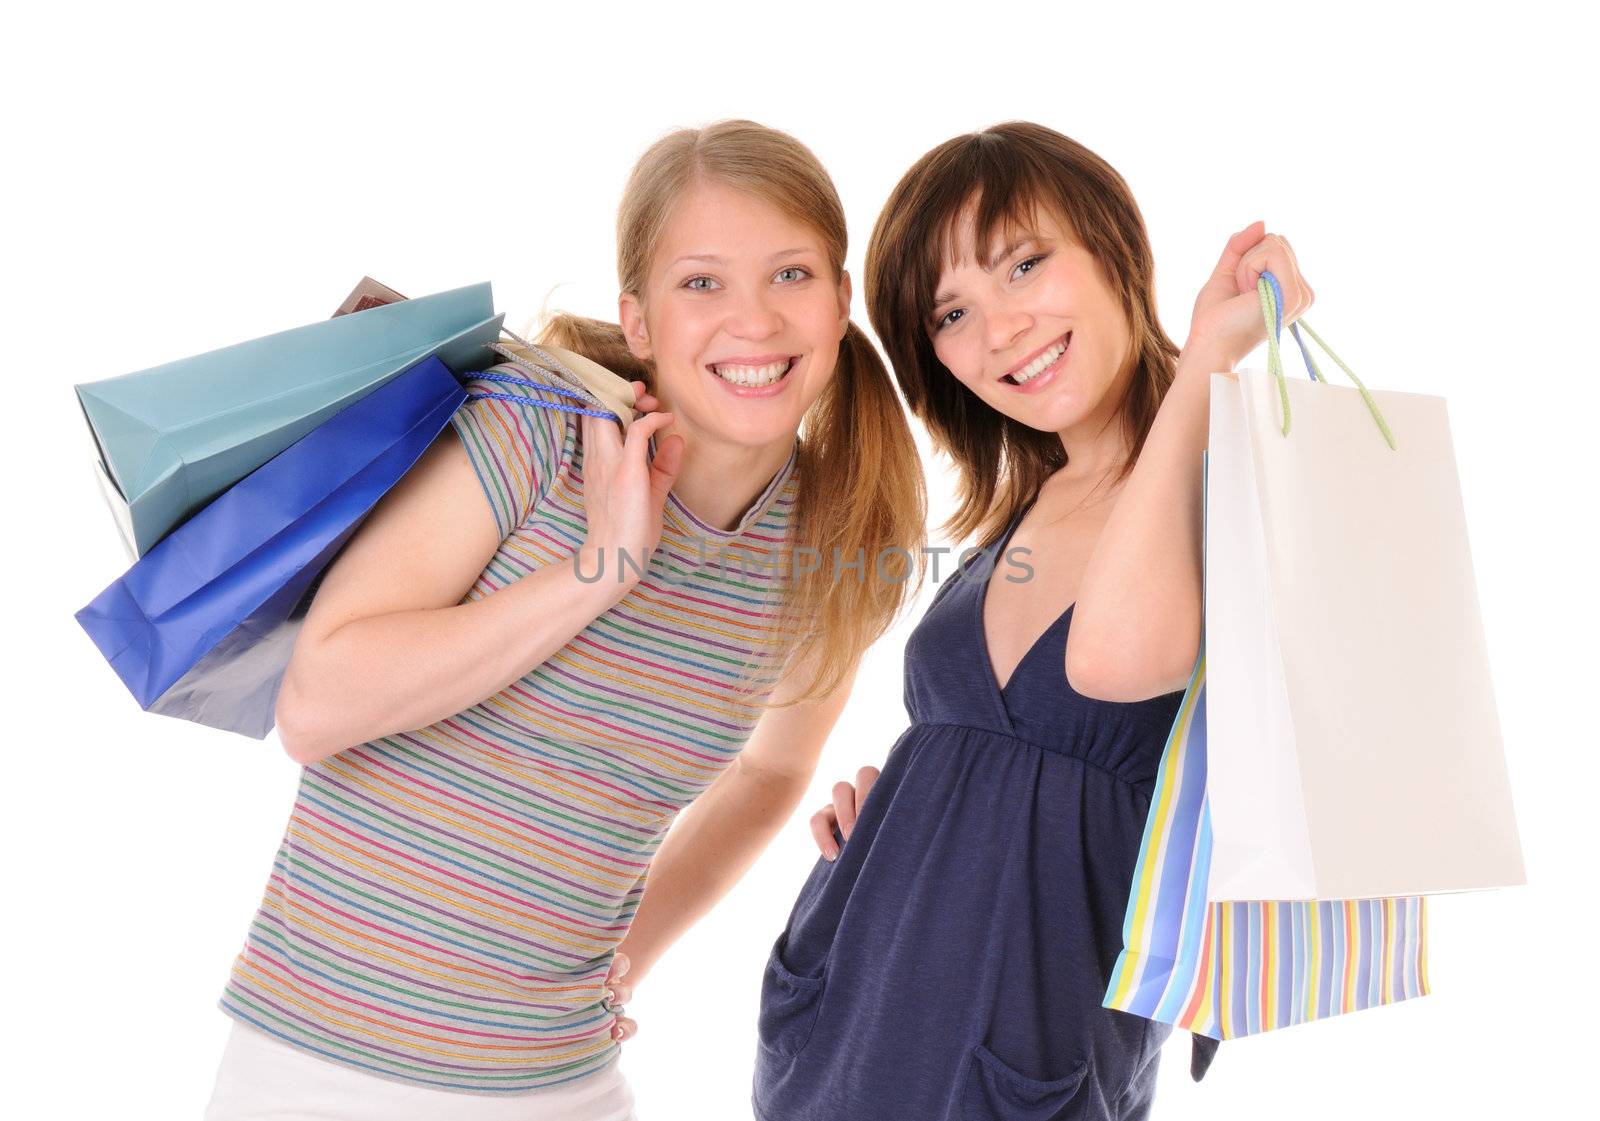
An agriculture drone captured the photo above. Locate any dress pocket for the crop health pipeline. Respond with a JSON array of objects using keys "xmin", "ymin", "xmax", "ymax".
[
  {"xmin": 959, "ymin": 1042, "xmax": 1091, "ymax": 1121},
  {"xmin": 756, "ymin": 930, "xmax": 827, "ymax": 1062}
]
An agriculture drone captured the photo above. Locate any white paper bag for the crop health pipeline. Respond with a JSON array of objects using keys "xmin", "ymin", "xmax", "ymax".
[{"xmin": 1204, "ymin": 364, "xmax": 1525, "ymax": 901}]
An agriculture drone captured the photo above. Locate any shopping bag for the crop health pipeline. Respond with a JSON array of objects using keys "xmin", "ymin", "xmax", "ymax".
[
  {"xmin": 76, "ymin": 281, "xmax": 499, "ymax": 558},
  {"xmin": 75, "ymin": 337, "xmax": 625, "ymax": 739},
  {"xmin": 1102, "ymin": 636, "xmax": 1432, "ymax": 1040},
  {"xmin": 75, "ymin": 356, "xmax": 473, "ymax": 738},
  {"xmin": 1204, "ymin": 274, "xmax": 1524, "ymax": 900},
  {"xmin": 1104, "ymin": 439, "xmax": 1431, "ymax": 1040}
]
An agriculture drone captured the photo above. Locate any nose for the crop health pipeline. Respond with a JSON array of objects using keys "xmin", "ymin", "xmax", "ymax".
[
  {"xmin": 725, "ymin": 285, "xmax": 784, "ymax": 340},
  {"xmin": 984, "ymin": 301, "xmax": 1031, "ymax": 355}
]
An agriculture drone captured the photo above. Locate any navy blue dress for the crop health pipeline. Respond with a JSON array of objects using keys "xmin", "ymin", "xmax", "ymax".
[{"xmin": 753, "ymin": 506, "xmax": 1215, "ymax": 1121}]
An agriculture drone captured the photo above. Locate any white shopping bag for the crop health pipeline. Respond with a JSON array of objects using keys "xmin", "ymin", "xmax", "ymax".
[{"xmin": 1203, "ymin": 282, "xmax": 1525, "ymax": 901}]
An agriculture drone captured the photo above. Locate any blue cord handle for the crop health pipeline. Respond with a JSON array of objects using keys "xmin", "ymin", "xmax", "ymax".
[
  {"xmin": 462, "ymin": 367, "xmax": 621, "ymax": 423},
  {"xmin": 1259, "ymin": 270, "xmax": 1323, "ymax": 383}
]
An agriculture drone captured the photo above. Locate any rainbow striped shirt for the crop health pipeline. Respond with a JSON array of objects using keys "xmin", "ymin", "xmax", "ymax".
[{"xmin": 219, "ymin": 353, "xmax": 800, "ymax": 1094}]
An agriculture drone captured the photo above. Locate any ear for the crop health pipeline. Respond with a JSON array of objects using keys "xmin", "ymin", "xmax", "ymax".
[
  {"xmin": 619, "ymin": 291, "xmax": 653, "ymax": 361},
  {"xmin": 837, "ymin": 269, "xmax": 853, "ymax": 339}
]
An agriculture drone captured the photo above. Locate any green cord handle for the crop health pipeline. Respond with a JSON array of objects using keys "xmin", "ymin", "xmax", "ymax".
[{"xmin": 1256, "ymin": 273, "xmax": 1398, "ymax": 450}]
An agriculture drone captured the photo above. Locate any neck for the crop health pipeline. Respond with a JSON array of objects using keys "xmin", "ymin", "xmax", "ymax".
[
  {"xmin": 1054, "ymin": 396, "xmax": 1132, "ymax": 484},
  {"xmin": 659, "ymin": 422, "xmax": 796, "ymax": 534}
]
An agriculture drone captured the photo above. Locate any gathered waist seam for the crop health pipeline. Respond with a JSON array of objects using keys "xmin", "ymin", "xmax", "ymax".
[{"xmin": 906, "ymin": 721, "xmax": 1152, "ymax": 789}]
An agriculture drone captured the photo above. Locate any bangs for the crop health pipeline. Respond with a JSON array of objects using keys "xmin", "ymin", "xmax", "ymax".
[
  {"xmin": 906, "ymin": 150, "xmax": 1070, "ymax": 329},
  {"xmin": 863, "ymin": 120, "xmax": 1168, "ymax": 547}
]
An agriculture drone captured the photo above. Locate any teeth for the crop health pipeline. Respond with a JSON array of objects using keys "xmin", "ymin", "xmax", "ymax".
[
  {"xmin": 712, "ymin": 359, "xmax": 791, "ymax": 387},
  {"xmin": 1011, "ymin": 335, "xmax": 1069, "ymax": 384}
]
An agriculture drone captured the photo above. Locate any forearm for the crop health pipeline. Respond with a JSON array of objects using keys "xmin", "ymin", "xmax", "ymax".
[
  {"xmin": 279, "ymin": 548, "xmax": 632, "ymax": 763},
  {"xmin": 617, "ymin": 756, "xmax": 811, "ymax": 983},
  {"xmin": 1069, "ymin": 344, "xmax": 1233, "ymax": 698}
]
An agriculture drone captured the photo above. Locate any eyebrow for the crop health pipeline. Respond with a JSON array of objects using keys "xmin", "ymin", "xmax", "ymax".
[
  {"xmin": 981, "ymin": 235, "xmax": 1034, "ymax": 271},
  {"xmin": 669, "ymin": 247, "xmax": 816, "ymax": 268},
  {"xmin": 931, "ymin": 235, "xmax": 1042, "ymax": 312}
]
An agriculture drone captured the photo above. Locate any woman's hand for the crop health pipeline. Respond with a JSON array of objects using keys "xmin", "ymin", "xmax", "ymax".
[
  {"xmin": 809, "ymin": 765, "xmax": 881, "ymax": 861},
  {"xmin": 577, "ymin": 381, "xmax": 684, "ymax": 585},
  {"xmin": 603, "ymin": 951, "xmax": 638, "ymax": 1043},
  {"xmin": 1185, "ymin": 220, "xmax": 1315, "ymax": 372}
]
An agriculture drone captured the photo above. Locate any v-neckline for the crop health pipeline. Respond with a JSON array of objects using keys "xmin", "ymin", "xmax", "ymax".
[{"xmin": 977, "ymin": 505, "xmax": 1077, "ymax": 699}]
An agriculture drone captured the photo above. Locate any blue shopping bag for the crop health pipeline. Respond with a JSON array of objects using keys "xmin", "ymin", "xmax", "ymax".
[
  {"xmin": 75, "ymin": 355, "xmax": 475, "ymax": 738},
  {"xmin": 76, "ymin": 282, "xmax": 500, "ymax": 558},
  {"xmin": 74, "ymin": 345, "xmax": 625, "ymax": 740}
]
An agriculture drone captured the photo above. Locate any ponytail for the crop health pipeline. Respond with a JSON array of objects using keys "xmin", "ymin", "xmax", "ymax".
[
  {"xmin": 532, "ymin": 119, "xmax": 928, "ymax": 707},
  {"xmin": 776, "ymin": 319, "xmax": 926, "ymax": 706},
  {"xmin": 535, "ymin": 312, "xmax": 654, "ymax": 386}
]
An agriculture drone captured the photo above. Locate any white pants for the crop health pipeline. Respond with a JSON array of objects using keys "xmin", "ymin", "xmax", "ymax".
[{"xmin": 203, "ymin": 1021, "xmax": 639, "ymax": 1120}]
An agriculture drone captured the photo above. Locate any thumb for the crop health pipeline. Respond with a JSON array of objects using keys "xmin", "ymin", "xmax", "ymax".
[
  {"xmin": 1211, "ymin": 220, "xmax": 1265, "ymax": 289},
  {"xmin": 648, "ymin": 432, "xmax": 685, "ymax": 508}
]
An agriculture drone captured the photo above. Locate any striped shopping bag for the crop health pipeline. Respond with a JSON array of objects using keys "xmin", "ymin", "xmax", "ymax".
[{"xmin": 1102, "ymin": 633, "xmax": 1431, "ymax": 1039}]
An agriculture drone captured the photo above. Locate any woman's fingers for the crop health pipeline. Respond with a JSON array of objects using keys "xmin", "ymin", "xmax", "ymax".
[
  {"xmin": 603, "ymin": 951, "xmax": 629, "ymax": 994},
  {"xmin": 855, "ymin": 765, "xmax": 881, "ymax": 807},
  {"xmin": 603, "ymin": 949, "xmax": 635, "ymax": 1041},
  {"xmin": 810, "ymin": 804, "xmax": 841, "ymax": 861},
  {"xmin": 644, "ymin": 429, "xmax": 684, "ymax": 510},
  {"xmin": 1236, "ymin": 233, "xmax": 1309, "ymax": 314},
  {"xmin": 832, "ymin": 780, "xmax": 860, "ymax": 842},
  {"xmin": 1212, "ymin": 220, "xmax": 1266, "ymax": 285},
  {"xmin": 618, "ymin": 410, "xmax": 681, "ymax": 512},
  {"xmin": 629, "ymin": 380, "xmax": 659, "ymax": 412},
  {"xmin": 625, "ymin": 409, "xmax": 676, "ymax": 449},
  {"xmin": 811, "ymin": 765, "xmax": 882, "ymax": 861},
  {"xmin": 586, "ymin": 408, "xmax": 626, "ymax": 469}
]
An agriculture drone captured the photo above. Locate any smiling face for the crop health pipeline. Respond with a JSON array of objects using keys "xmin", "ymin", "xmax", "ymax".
[
  {"xmin": 619, "ymin": 178, "xmax": 851, "ymax": 452},
  {"xmin": 927, "ymin": 198, "xmax": 1133, "ymax": 441}
]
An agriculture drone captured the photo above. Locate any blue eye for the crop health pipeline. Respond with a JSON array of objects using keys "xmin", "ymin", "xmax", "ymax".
[
  {"xmin": 1012, "ymin": 254, "xmax": 1046, "ymax": 280},
  {"xmin": 685, "ymin": 275, "xmax": 720, "ymax": 291},
  {"xmin": 775, "ymin": 266, "xmax": 810, "ymax": 283}
]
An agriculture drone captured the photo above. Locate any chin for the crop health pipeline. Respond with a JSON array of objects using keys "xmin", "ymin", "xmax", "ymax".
[
  {"xmin": 985, "ymin": 395, "xmax": 1071, "ymax": 434},
  {"xmin": 695, "ymin": 409, "xmax": 801, "ymax": 451}
]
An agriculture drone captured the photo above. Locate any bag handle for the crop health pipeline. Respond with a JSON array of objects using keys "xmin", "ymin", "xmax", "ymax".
[
  {"xmin": 1256, "ymin": 270, "xmax": 1397, "ymax": 449},
  {"xmin": 464, "ymin": 370, "xmax": 623, "ymax": 422},
  {"xmin": 458, "ymin": 324, "xmax": 622, "ymax": 422}
]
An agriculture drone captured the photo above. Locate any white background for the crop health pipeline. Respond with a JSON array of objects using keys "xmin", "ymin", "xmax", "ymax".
[{"xmin": 6, "ymin": 3, "xmax": 1596, "ymax": 1117}]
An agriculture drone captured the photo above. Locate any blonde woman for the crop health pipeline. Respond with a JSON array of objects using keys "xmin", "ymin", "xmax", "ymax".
[{"xmin": 202, "ymin": 120, "xmax": 924, "ymax": 1120}]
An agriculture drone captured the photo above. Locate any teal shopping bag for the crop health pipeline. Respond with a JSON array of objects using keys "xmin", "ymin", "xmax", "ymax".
[{"xmin": 76, "ymin": 282, "xmax": 501, "ymax": 557}]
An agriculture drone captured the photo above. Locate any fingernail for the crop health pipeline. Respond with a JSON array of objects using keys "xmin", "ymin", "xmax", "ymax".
[{"xmin": 605, "ymin": 989, "xmax": 615, "ymax": 1003}]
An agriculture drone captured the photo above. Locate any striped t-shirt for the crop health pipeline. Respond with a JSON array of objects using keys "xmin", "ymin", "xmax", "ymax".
[{"xmin": 219, "ymin": 349, "xmax": 801, "ymax": 1094}]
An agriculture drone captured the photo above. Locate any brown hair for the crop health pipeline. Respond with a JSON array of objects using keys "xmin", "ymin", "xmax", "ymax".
[
  {"xmin": 864, "ymin": 121, "xmax": 1178, "ymax": 547},
  {"xmin": 540, "ymin": 119, "xmax": 926, "ymax": 705}
]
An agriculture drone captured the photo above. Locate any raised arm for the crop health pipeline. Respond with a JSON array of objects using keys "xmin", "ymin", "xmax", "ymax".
[
  {"xmin": 1065, "ymin": 223, "xmax": 1312, "ymax": 701},
  {"xmin": 274, "ymin": 378, "xmax": 680, "ymax": 764}
]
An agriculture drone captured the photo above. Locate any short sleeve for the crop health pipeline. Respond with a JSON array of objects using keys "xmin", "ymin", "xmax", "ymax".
[{"xmin": 450, "ymin": 361, "xmax": 574, "ymax": 539}]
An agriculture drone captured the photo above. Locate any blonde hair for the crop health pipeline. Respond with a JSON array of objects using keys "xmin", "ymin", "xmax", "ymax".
[{"xmin": 540, "ymin": 119, "xmax": 926, "ymax": 706}]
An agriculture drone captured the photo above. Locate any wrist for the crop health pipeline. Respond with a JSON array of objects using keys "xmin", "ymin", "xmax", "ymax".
[
  {"xmin": 569, "ymin": 544, "xmax": 642, "ymax": 609},
  {"xmin": 1175, "ymin": 335, "xmax": 1239, "ymax": 385}
]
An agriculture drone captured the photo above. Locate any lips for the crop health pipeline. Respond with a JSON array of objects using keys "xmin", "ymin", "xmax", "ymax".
[
  {"xmin": 1001, "ymin": 332, "xmax": 1071, "ymax": 385},
  {"xmin": 708, "ymin": 356, "xmax": 796, "ymax": 388}
]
